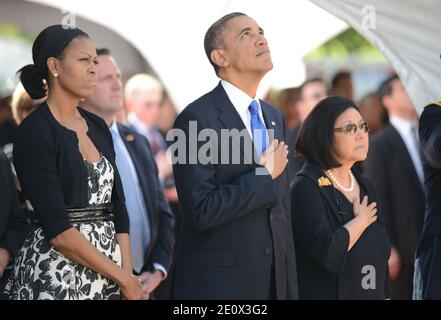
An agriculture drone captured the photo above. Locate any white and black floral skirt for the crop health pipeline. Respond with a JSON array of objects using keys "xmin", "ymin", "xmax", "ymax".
[{"xmin": 4, "ymin": 220, "xmax": 122, "ymax": 300}]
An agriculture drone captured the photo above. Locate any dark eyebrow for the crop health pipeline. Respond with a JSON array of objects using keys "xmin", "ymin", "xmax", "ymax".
[
  {"xmin": 338, "ymin": 121, "xmax": 355, "ymax": 126},
  {"xmin": 238, "ymin": 27, "xmax": 251, "ymax": 37},
  {"xmin": 237, "ymin": 27, "xmax": 264, "ymax": 38},
  {"xmin": 80, "ymin": 52, "xmax": 97, "ymax": 59}
]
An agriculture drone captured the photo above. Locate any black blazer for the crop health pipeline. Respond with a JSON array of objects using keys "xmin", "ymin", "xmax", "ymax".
[
  {"xmin": 171, "ymin": 83, "xmax": 298, "ymax": 300},
  {"xmin": 363, "ymin": 124, "xmax": 425, "ymax": 265},
  {"xmin": 12, "ymin": 103, "xmax": 129, "ymax": 240},
  {"xmin": 116, "ymin": 123, "xmax": 175, "ymax": 273},
  {"xmin": 414, "ymin": 103, "xmax": 441, "ymax": 299},
  {"xmin": 0, "ymin": 149, "xmax": 30, "ymax": 292},
  {"xmin": 291, "ymin": 162, "xmax": 391, "ymax": 299}
]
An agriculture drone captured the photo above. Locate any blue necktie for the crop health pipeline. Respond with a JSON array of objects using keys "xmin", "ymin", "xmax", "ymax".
[{"xmin": 249, "ymin": 100, "xmax": 267, "ymax": 157}]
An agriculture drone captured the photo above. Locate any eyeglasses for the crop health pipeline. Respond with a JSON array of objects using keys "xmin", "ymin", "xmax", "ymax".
[{"xmin": 334, "ymin": 121, "xmax": 370, "ymax": 135}]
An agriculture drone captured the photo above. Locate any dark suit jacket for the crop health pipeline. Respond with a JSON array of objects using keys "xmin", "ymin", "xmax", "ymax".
[
  {"xmin": 171, "ymin": 82, "xmax": 298, "ymax": 300},
  {"xmin": 363, "ymin": 124, "xmax": 425, "ymax": 266},
  {"xmin": 0, "ymin": 149, "xmax": 30, "ymax": 293},
  {"xmin": 291, "ymin": 162, "xmax": 391, "ymax": 299},
  {"xmin": 414, "ymin": 103, "xmax": 441, "ymax": 299},
  {"xmin": 117, "ymin": 123, "xmax": 175, "ymax": 273}
]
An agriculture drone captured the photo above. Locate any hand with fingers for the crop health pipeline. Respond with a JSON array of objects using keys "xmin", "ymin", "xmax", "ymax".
[
  {"xmin": 138, "ymin": 270, "xmax": 163, "ymax": 300},
  {"xmin": 119, "ymin": 273, "xmax": 143, "ymax": 300},
  {"xmin": 259, "ymin": 139, "xmax": 289, "ymax": 180},
  {"xmin": 353, "ymin": 195, "xmax": 378, "ymax": 228}
]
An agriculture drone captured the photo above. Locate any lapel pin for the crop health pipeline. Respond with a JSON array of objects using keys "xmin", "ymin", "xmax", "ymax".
[
  {"xmin": 271, "ymin": 121, "xmax": 276, "ymax": 126},
  {"xmin": 318, "ymin": 176, "xmax": 332, "ymax": 187},
  {"xmin": 126, "ymin": 134, "xmax": 135, "ymax": 142}
]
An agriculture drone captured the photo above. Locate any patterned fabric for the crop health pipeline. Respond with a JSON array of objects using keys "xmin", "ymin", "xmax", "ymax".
[{"xmin": 5, "ymin": 155, "xmax": 122, "ymax": 300}]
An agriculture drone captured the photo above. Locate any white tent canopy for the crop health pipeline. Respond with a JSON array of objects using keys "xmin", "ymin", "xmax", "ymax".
[
  {"xmin": 27, "ymin": 0, "xmax": 347, "ymax": 110},
  {"xmin": 24, "ymin": 0, "xmax": 441, "ymax": 112},
  {"xmin": 311, "ymin": 0, "xmax": 441, "ymax": 113}
]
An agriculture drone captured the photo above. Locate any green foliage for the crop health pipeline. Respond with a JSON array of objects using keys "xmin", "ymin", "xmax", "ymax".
[{"xmin": 305, "ymin": 27, "xmax": 386, "ymax": 62}]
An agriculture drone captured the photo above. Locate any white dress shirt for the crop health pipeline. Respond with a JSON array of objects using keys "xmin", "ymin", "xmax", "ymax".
[
  {"xmin": 389, "ymin": 116, "xmax": 424, "ymax": 184},
  {"xmin": 221, "ymin": 80, "xmax": 268, "ymax": 144}
]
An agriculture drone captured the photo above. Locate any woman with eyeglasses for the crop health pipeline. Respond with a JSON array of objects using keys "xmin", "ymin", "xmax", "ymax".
[{"xmin": 291, "ymin": 96, "xmax": 391, "ymax": 299}]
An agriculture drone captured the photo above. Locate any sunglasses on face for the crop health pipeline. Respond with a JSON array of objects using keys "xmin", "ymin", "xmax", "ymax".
[{"xmin": 334, "ymin": 120, "xmax": 370, "ymax": 135}]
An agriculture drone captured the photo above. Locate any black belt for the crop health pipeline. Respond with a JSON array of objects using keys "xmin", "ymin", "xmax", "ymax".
[
  {"xmin": 31, "ymin": 204, "xmax": 113, "ymax": 225},
  {"xmin": 66, "ymin": 204, "xmax": 113, "ymax": 224}
]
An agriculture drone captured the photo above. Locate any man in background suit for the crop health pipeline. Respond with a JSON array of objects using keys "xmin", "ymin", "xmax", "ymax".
[
  {"xmin": 363, "ymin": 74, "xmax": 425, "ymax": 299},
  {"xmin": 286, "ymin": 78, "xmax": 327, "ymax": 181},
  {"xmin": 0, "ymin": 149, "xmax": 30, "ymax": 296},
  {"xmin": 80, "ymin": 49, "xmax": 175, "ymax": 300},
  {"xmin": 414, "ymin": 101, "xmax": 441, "ymax": 299},
  {"xmin": 171, "ymin": 12, "xmax": 298, "ymax": 299}
]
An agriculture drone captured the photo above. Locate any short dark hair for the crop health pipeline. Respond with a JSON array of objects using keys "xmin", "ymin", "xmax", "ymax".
[
  {"xmin": 377, "ymin": 74, "xmax": 399, "ymax": 106},
  {"xmin": 331, "ymin": 71, "xmax": 351, "ymax": 89},
  {"xmin": 299, "ymin": 77, "xmax": 325, "ymax": 98},
  {"xmin": 96, "ymin": 48, "xmax": 111, "ymax": 56},
  {"xmin": 204, "ymin": 12, "xmax": 246, "ymax": 76},
  {"xmin": 295, "ymin": 96, "xmax": 359, "ymax": 170}
]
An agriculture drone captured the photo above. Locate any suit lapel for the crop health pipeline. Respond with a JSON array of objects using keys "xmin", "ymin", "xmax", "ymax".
[
  {"xmin": 260, "ymin": 100, "xmax": 282, "ymax": 143},
  {"xmin": 212, "ymin": 83, "xmax": 258, "ymax": 164}
]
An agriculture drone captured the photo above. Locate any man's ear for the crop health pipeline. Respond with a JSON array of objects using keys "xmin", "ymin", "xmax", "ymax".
[
  {"xmin": 210, "ymin": 49, "xmax": 229, "ymax": 69},
  {"xmin": 47, "ymin": 57, "xmax": 61, "ymax": 78}
]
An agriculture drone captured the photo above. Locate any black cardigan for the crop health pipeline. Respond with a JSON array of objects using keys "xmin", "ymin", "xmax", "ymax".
[
  {"xmin": 291, "ymin": 162, "xmax": 391, "ymax": 299},
  {"xmin": 12, "ymin": 103, "xmax": 129, "ymax": 240}
]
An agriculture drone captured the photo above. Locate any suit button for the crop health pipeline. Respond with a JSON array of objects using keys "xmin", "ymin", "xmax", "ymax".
[
  {"xmin": 269, "ymin": 213, "xmax": 274, "ymax": 220},
  {"xmin": 264, "ymin": 248, "xmax": 272, "ymax": 255}
]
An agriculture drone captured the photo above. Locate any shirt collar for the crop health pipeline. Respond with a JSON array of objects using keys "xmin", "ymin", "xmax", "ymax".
[
  {"xmin": 389, "ymin": 116, "xmax": 418, "ymax": 133},
  {"xmin": 110, "ymin": 118, "xmax": 121, "ymax": 138},
  {"xmin": 221, "ymin": 79, "xmax": 260, "ymax": 113}
]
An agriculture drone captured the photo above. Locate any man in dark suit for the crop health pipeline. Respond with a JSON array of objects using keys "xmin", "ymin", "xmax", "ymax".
[
  {"xmin": 414, "ymin": 101, "xmax": 441, "ymax": 300},
  {"xmin": 0, "ymin": 149, "xmax": 30, "ymax": 295},
  {"xmin": 170, "ymin": 12, "xmax": 298, "ymax": 299},
  {"xmin": 80, "ymin": 49, "xmax": 175, "ymax": 300},
  {"xmin": 363, "ymin": 74, "xmax": 425, "ymax": 299}
]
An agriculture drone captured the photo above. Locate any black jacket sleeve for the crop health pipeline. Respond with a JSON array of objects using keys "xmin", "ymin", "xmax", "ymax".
[
  {"xmin": 420, "ymin": 104, "xmax": 441, "ymax": 170},
  {"xmin": 13, "ymin": 124, "xmax": 72, "ymax": 241}
]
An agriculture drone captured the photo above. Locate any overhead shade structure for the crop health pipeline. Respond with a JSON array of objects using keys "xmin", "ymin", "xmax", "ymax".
[
  {"xmin": 0, "ymin": 0, "xmax": 153, "ymax": 86},
  {"xmin": 310, "ymin": 0, "xmax": 441, "ymax": 113},
  {"xmin": 24, "ymin": 0, "xmax": 347, "ymax": 110}
]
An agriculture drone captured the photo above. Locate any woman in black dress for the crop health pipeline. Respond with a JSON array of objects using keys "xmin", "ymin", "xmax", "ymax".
[
  {"xmin": 291, "ymin": 96, "xmax": 391, "ymax": 299},
  {"xmin": 4, "ymin": 25, "xmax": 142, "ymax": 300}
]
